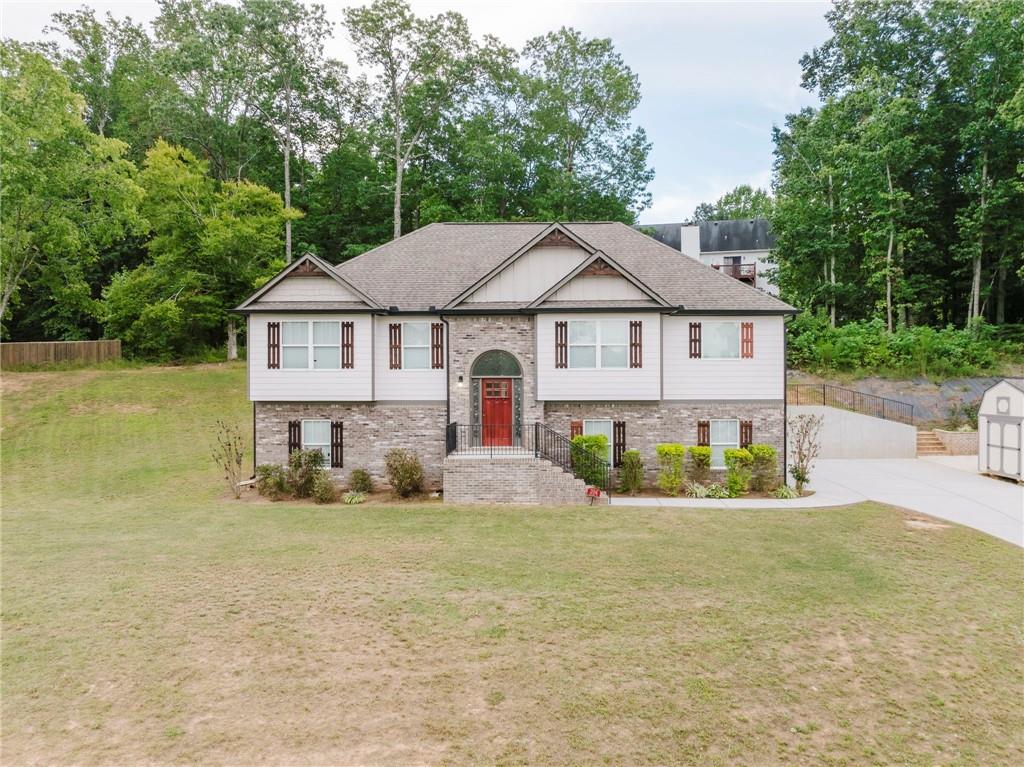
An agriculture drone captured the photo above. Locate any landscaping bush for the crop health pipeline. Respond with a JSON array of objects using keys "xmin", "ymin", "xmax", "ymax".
[
  {"xmin": 687, "ymin": 446, "xmax": 712, "ymax": 484},
  {"xmin": 287, "ymin": 449, "xmax": 326, "ymax": 498},
  {"xmin": 571, "ymin": 434, "xmax": 609, "ymax": 487},
  {"xmin": 617, "ymin": 449, "xmax": 644, "ymax": 495},
  {"xmin": 348, "ymin": 468, "xmax": 374, "ymax": 493},
  {"xmin": 343, "ymin": 491, "xmax": 366, "ymax": 504},
  {"xmin": 384, "ymin": 448, "xmax": 424, "ymax": 497},
  {"xmin": 773, "ymin": 484, "xmax": 799, "ymax": 499},
  {"xmin": 312, "ymin": 473, "xmax": 338, "ymax": 504},
  {"xmin": 255, "ymin": 463, "xmax": 288, "ymax": 500},
  {"xmin": 723, "ymin": 447, "xmax": 753, "ymax": 497},
  {"xmin": 704, "ymin": 483, "xmax": 730, "ymax": 499},
  {"xmin": 655, "ymin": 443, "xmax": 686, "ymax": 496},
  {"xmin": 748, "ymin": 444, "xmax": 778, "ymax": 492},
  {"xmin": 685, "ymin": 481, "xmax": 710, "ymax": 498}
]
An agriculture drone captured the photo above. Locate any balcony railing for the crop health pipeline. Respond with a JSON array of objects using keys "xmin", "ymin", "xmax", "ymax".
[
  {"xmin": 445, "ymin": 421, "xmax": 612, "ymax": 492},
  {"xmin": 713, "ymin": 262, "xmax": 756, "ymax": 281}
]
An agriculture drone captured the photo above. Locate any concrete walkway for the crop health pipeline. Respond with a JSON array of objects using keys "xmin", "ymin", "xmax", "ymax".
[{"xmin": 611, "ymin": 458, "xmax": 1023, "ymax": 547}]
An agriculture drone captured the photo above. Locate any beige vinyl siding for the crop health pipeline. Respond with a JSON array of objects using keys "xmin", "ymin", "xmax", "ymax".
[
  {"xmin": 260, "ymin": 274, "xmax": 363, "ymax": 302},
  {"xmin": 464, "ymin": 245, "xmax": 587, "ymax": 303},
  {"xmin": 662, "ymin": 315, "xmax": 784, "ymax": 400},
  {"xmin": 373, "ymin": 316, "xmax": 446, "ymax": 401},
  {"xmin": 547, "ymin": 274, "xmax": 649, "ymax": 302},
  {"xmin": 536, "ymin": 313, "xmax": 660, "ymax": 401},
  {"xmin": 248, "ymin": 314, "xmax": 372, "ymax": 402}
]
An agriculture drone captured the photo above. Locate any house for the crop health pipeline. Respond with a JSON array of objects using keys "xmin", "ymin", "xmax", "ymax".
[
  {"xmin": 978, "ymin": 379, "xmax": 1023, "ymax": 482},
  {"xmin": 645, "ymin": 218, "xmax": 778, "ymax": 295},
  {"xmin": 235, "ymin": 222, "xmax": 796, "ymax": 503}
]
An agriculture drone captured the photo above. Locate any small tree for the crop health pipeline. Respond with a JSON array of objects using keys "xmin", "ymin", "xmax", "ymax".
[
  {"xmin": 687, "ymin": 446, "xmax": 712, "ymax": 484},
  {"xmin": 384, "ymin": 448, "xmax": 424, "ymax": 497},
  {"xmin": 723, "ymin": 447, "xmax": 753, "ymax": 498},
  {"xmin": 617, "ymin": 449, "xmax": 644, "ymax": 496},
  {"xmin": 789, "ymin": 414, "xmax": 823, "ymax": 493},
  {"xmin": 748, "ymin": 444, "xmax": 779, "ymax": 492},
  {"xmin": 288, "ymin": 449, "xmax": 326, "ymax": 498},
  {"xmin": 211, "ymin": 420, "xmax": 246, "ymax": 498}
]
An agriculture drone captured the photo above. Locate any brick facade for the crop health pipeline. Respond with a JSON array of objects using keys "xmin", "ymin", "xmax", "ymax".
[
  {"xmin": 255, "ymin": 401, "xmax": 446, "ymax": 489},
  {"xmin": 443, "ymin": 455, "xmax": 589, "ymax": 505}
]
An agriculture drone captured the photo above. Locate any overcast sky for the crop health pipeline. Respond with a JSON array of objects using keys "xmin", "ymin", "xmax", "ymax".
[{"xmin": 2, "ymin": 0, "xmax": 832, "ymax": 224}]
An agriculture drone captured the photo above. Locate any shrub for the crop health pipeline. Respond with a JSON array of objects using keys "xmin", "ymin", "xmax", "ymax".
[
  {"xmin": 384, "ymin": 448, "xmax": 424, "ymax": 497},
  {"xmin": 655, "ymin": 443, "xmax": 687, "ymax": 496},
  {"xmin": 287, "ymin": 449, "xmax": 325, "ymax": 498},
  {"xmin": 773, "ymin": 484, "xmax": 799, "ymax": 499},
  {"xmin": 789, "ymin": 413, "xmax": 823, "ymax": 493},
  {"xmin": 687, "ymin": 446, "xmax": 712, "ymax": 483},
  {"xmin": 748, "ymin": 443, "xmax": 778, "ymax": 491},
  {"xmin": 723, "ymin": 447, "xmax": 753, "ymax": 497},
  {"xmin": 343, "ymin": 491, "xmax": 366, "ymax": 505},
  {"xmin": 704, "ymin": 483, "xmax": 730, "ymax": 499},
  {"xmin": 312, "ymin": 473, "xmax": 338, "ymax": 504},
  {"xmin": 211, "ymin": 419, "xmax": 246, "ymax": 498},
  {"xmin": 571, "ymin": 434, "xmax": 609, "ymax": 487},
  {"xmin": 617, "ymin": 449, "xmax": 644, "ymax": 495},
  {"xmin": 685, "ymin": 481, "xmax": 709, "ymax": 498},
  {"xmin": 255, "ymin": 463, "xmax": 288, "ymax": 500},
  {"xmin": 348, "ymin": 468, "xmax": 374, "ymax": 493}
]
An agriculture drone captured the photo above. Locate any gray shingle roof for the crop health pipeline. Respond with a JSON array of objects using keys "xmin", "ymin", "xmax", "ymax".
[{"xmin": 334, "ymin": 222, "xmax": 794, "ymax": 313}]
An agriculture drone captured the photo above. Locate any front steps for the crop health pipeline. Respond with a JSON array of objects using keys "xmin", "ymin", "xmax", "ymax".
[
  {"xmin": 917, "ymin": 430, "xmax": 950, "ymax": 457},
  {"xmin": 443, "ymin": 453, "xmax": 591, "ymax": 505}
]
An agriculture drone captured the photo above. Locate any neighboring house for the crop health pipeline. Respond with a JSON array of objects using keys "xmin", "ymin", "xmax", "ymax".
[
  {"xmin": 235, "ymin": 222, "xmax": 796, "ymax": 501},
  {"xmin": 645, "ymin": 218, "xmax": 778, "ymax": 295}
]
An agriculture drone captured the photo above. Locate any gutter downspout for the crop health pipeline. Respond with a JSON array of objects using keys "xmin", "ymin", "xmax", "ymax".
[
  {"xmin": 783, "ymin": 315, "xmax": 789, "ymax": 487},
  {"xmin": 252, "ymin": 402, "xmax": 257, "ymax": 479}
]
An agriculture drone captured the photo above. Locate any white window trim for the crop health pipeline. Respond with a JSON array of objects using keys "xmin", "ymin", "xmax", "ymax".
[
  {"xmin": 301, "ymin": 419, "xmax": 331, "ymax": 463},
  {"xmin": 710, "ymin": 418, "xmax": 740, "ymax": 470},
  {"xmin": 280, "ymin": 320, "xmax": 343, "ymax": 371},
  {"xmin": 401, "ymin": 321, "xmax": 432, "ymax": 370},
  {"xmin": 702, "ymin": 321, "xmax": 741, "ymax": 360},
  {"xmin": 568, "ymin": 319, "xmax": 629, "ymax": 370}
]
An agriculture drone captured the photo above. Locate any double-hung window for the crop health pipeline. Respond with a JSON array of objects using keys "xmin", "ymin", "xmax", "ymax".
[
  {"xmin": 281, "ymin": 321, "xmax": 341, "ymax": 369},
  {"xmin": 402, "ymin": 322, "xmax": 430, "ymax": 369},
  {"xmin": 302, "ymin": 420, "xmax": 331, "ymax": 463},
  {"xmin": 710, "ymin": 419, "xmax": 739, "ymax": 469},
  {"xmin": 568, "ymin": 320, "xmax": 628, "ymax": 369},
  {"xmin": 583, "ymin": 419, "xmax": 613, "ymax": 461},
  {"xmin": 703, "ymin": 322, "xmax": 740, "ymax": 359}
]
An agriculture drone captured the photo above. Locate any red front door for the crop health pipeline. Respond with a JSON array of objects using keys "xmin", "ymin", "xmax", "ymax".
[{"xmin": 481, "ymin": 378, "xmax": 513, "ymax": 446}]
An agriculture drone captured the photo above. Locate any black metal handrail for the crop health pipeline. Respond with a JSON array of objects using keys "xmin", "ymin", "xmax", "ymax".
[
  {"xmin": 445, "ymin": 421, "xmax": 612, "ymax": 492},
  {"xmin": 787, "ymin": 384, "xmax": 915, "ymax": 425}
]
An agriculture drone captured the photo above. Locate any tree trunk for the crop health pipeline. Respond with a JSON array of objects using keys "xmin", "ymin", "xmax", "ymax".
[
  {"xmin": 969, "ymin": 151, "xmax": 987, "ymax": 325},
  {"xmin": 283, "ymin": 78, "xmax": 293, "ymax": 263},
  {"xmin": 885, "ymin": 162, "xmax": 895, "ymax": 334},
  {"xmin": 828, "ymin": 173, "xmax": 836, "ymax": 327},
  {"xmin": 393, "ymin": 121, "xmax": 403, "ymax": 240},
  {"xmin": 996, "ymin": 253, "xmax": 1006, "ymax": 325},
  {"xmin": 226, "ymin": 319, "xmax": 238, "ymax": 361}
]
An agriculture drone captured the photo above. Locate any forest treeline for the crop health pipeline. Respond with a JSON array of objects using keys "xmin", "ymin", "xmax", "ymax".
[{"xmin": 1, "ymin": 0, "xmax": 1022, "ymax": 362}]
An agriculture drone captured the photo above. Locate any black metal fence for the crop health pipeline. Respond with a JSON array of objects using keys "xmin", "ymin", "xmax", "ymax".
[
  {"xmin": 787, "ymin": 384, "xmax": 915, "ymax": 425},
  {"xmin": 445, "ymin": 421, "xmax": 611, "ymax": 492}
]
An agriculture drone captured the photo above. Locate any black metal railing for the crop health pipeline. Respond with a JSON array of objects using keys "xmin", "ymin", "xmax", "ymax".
[
  {"xmin": 445, "ymin": 421, "xmax": 612, "ymax": 492},
  {"xmin": 787, "ymin": 384, "xmax": 915, "ymax": 425}
]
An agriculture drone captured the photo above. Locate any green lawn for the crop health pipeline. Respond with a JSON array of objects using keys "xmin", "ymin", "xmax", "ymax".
[{"xmin": 2, "ymin": 363, "xmax": 1022, "ymax": 766}]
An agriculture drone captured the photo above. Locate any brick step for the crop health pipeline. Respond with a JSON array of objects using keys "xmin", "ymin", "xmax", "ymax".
[{"xmin": 916, "ymin": 429, "xmax": 949, "ymax": 456}]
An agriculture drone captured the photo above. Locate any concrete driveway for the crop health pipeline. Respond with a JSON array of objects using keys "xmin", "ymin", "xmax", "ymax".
[{"xmin": 810, "ymin": 458, "xmax": 1023, "ymax": 547}]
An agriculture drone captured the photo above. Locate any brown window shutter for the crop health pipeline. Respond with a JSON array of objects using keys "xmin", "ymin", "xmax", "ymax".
[
  {"xmin": 267, "ymin": 321, "xmax": 280, "ymax": 369},
  {"xmin": 555, "ymin": 321, "xmax": 568, "ymax": 368},
  {"xmin": 740, "ymin": 420, "xmax": 753, "ymax": 448},
  {"xmin": 613, "ymin": 421, "xmax": 626, "ymax": 467},
  {"xmin": 570, "ymin": 420, "xmax": 582, "ymax": 438},
  {"xmin": 697, "ymin": 420, "xmax": 710, "ymax": 446},
  {"xmin": 341, "ymin": 322, "xmax": 354, "ymax": 369},
  {"xmin": 741, "ymin": 322, "xmax": 754, "ymax": 358},
  {"xmin": 431, "ymin": 322, "xmax": 444, "ymax": 369},
  {"xmin": 629, "ymin": 321, "xmax": 642, "ymax": 368},
  {"xmin": 689, "ymin": 322, "xmax": 702, "ymax": 358},
  {"xmin": 331, "ymin": 421, "xmax": 344, "ymax": 468},
  {"xmin": 288, "ymin": 420, "xmax": 301, "ymax": 455},
  {"xmin": 389, "ymin": 323, "xmax": 402, "ymax": 369}
]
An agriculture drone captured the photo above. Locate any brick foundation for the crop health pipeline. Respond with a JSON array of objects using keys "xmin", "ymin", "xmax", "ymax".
[{"xmin": 443, "ymin": 454, "xmax": 589, "ymax": 505}]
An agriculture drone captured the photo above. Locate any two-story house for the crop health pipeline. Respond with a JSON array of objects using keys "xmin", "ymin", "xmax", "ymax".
[{"xmin": 236, "ymin": 222, "xmax": 795, "ymax": 503}]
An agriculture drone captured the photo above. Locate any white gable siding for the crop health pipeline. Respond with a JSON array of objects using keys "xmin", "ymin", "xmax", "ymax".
[
  {"xmin": 248, "ymin": 314, "xmax": 372, "ymax": 402},
  {"xmin": 662, "ymin": 315, "xmax": 784, "ymax": 400},
  {"xmin": 373, "ymin": 316, "xmax": 446, "ymax": 401},
  {"xmin": 536, "ymin": 313, "xmax": 660, "ymax": 401},
  {"xmin": 547, "ymin": 273, "xmax": 650, "ymax": 302},
  {"xmin": 465, "ymin": 245, "xmax": 587, "ymax": 303},
  {"xmin": 260, "ymin": 274, "xmax": 362, "ymax": 302}
]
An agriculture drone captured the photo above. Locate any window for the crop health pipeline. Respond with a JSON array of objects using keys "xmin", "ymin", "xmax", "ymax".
[
  {"xmin": 583, "ymin": 419, "xmax": 613, "ymax": 461},
  {"xmin": 403, "ymin": 322, "xmax": 430, "ymax": 369},
  {"xmin": 568, "ymin": 320, "xmax": 628, "ymax": 369},
  {"xmin": 281, "ymin": 321, "xmax": 341, "ymax": 369},
  {"xmin": 703, "ymin": 322, "xmax": 740, "ymax": 359},
  {"xmin": 710, "ymin": 419, "xmax": 739, "ymax": 469},
  {"xmin": 302, "ymin": 420, "xmax": 331, "ymax": 463}
]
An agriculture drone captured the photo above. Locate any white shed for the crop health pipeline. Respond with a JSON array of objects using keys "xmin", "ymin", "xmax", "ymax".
[{"xmin": 978, "ymin": 379, "xmax": 1024, "ymax": 482}]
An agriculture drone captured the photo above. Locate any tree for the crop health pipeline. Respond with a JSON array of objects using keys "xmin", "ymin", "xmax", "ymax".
[
  {"xmin": 0, "ymin": 42, "xmax": 143, "ymax": 331},
  {"xmin": 344, "ymin": 0, "xmax": 477, "ymax": 239},
  {"xmin": 690, "ymin": 184, "xmax": 774, "ymax": 222}
]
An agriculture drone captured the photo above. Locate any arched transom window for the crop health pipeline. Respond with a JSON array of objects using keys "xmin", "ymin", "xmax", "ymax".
[{"xmin": 471, "ymin": 349, "xmax": 522, "ymax": 377}]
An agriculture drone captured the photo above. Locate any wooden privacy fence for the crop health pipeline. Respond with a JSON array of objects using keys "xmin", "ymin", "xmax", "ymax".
[{"xmin": 1, "ymin": 339, "xmax": 122, "ymax": 367}]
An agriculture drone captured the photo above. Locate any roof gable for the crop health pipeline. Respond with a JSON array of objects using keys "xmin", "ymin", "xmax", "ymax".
[
  {"xmin": 529, "ymin": 250, "xmax": 669, "ymax": 308},
  {"xmin": 235, "ymin": 252, "xmax": 383, "ymax": 312}
]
